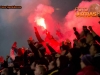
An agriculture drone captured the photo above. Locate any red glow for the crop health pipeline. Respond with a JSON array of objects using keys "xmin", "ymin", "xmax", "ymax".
[
  {"xmin": 28, "ymin": 2, "xmax": 100, "ymax": 54},
  {"xmin": 35, "ymin": 17, "xmax": 46, "ymax": 29}
]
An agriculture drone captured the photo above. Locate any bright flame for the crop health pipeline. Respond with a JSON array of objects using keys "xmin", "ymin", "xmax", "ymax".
[{"xmin": 35, "ymin": 17, "xmax": 46, "ymax": 29}]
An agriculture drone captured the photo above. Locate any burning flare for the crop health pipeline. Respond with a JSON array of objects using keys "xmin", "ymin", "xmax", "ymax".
[{"xmin": 35, "ymin": 17, "xmax": 46, "ymax": 29}]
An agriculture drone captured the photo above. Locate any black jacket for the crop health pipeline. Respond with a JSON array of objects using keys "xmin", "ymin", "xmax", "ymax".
[
  {"xmin": 93, "ymin": 53, "xmax": 100, "ymax": 73},
  {"xmin": 94, "ymin": 35, "xmax": 100, "ymax": 43},
  {"xmin": 59, "ymin": 58, "xmax": 81, "ymax": 75},
  {"xmin": 28, "ymin": 42, "xmax": 40, "ymax": 60}
]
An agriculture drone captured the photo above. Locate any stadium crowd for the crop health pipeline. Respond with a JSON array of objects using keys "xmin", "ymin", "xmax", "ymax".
[{"xmin": 0, "ymin": 26, "xmax": 100, "ymax": 75}]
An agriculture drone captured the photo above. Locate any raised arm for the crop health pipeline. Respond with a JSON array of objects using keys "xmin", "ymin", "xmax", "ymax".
[
  {"xmin": 46, "ymin": 43, "xmax": 57, "ymax": 56},
  {"xmin": 34, "ymin": 27, "xmax": 44, "ymax": 43},
  {"xmin": 73, "ymin": 27, "xmax": 80, "ymax": 40},
  {"xmin": 10, "ymin": 42, "xmax": 18, "ymax": 61},
  {"xmin": 27, "ymin": 39, "xmax": 40, "ymax": 60},
  {"xmin": 88, "ymin": 26, "xmax": 100, "ymax": 43}
]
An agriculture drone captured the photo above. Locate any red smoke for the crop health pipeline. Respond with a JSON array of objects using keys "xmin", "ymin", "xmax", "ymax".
[
  {"xmin": 28, "ymin": 1, "xmax": 100, "ymax": 53},
  {"xmin": 28, "ymin": 4, "xmax": 54, "ymax": 25},
  {"xmin": 63, "ymin": 1, "xmax": 100, "ymax": 44},
  {"xmin": 28, "ymin": 4, "xmax": 59, "ymax": 34},
  {"xmin": 28, "ymin": 4, "xmax": 60, "ymax": 53}
]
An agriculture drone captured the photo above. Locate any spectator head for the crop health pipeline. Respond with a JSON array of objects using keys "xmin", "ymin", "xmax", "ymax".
[
  {"xmin": 24, "ymin": 49, "xmax": 32, "ymax": 63},
  {"xmin": 31, "ymin": 59, "xmax": 48, "ymax": 70},
  {"xmin": 83, "ymin": 26, "xmax": 87, "ymax": 30},
  {"xmin": 66, "ymin": 48, "xmax": 81, "ymax": 61},
  {"xmin": 73, "ymin": 27, "xmax": 76, "ymax": 31},
  {"xmin": 39, "ymin": 58, "xmax": 49, "ymax": 68},
  {"xmin": 48, "ymin": 60, "xmax": 57, "ymax": 70},
  {"xmin": 56, "ymin": 56, "xmax": 69, "ymax": 68},
  {"xmin": 64, "ymin": 39, "xmax": 71, "ymax": 45},
  {"xmin": 17, "ymin": 48, "xmax": 25, "ymax": 56},
  {"xmin": 89, "ymin": 44, "xmax": 100, "ymax": 56},
  {"xmin": 34, "ymin": 65, "xmax": 47, "ymax": 75},
  {"xmin": 86, "ymin": 33, "xmax": 94, "ymax": 44},
  {"xmin": 80, "ymin": 55, "xmax": 92, "ymax": 69},
  {"xmin": 28, "ymin": 37, "xmax": 34, "ymax": 44},
  {"xmin": 60, "ymin": 45, "xmax": 70, "ymax": 55}
]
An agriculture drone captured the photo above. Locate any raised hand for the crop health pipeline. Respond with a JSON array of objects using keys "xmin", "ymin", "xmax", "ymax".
[
  {"xmin": 27, "ymin": 37, "xmax": 34, "ymax": 44},
  {"xmin": 12, "ymin": 42, "xmax": 17, "ymax": 48},
  {"xmin": 73, "ymin": 27, "xmax": 76, "ymax": 31},
  {"xmin": 88, "ymin": 26, "xmax": 93, "ymax": 31}
]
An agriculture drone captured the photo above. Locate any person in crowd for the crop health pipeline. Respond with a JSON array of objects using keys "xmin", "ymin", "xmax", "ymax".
[
  {"xmin": 1, "ymin": 25, "xmax": 100, "ymax": 75},
  {"xmin": 80, "ymin": 26, "xmax": 90, "ymax": 38},
  {"xmin": 73, "ymin": 39, "xmax": 80, "ymax": 48},
  {"xmin": 77, "ymin": 54, "xmax": 100, "ymax": 75},
  {"xmin": 55, "ymin": 41, "xmax": 70, "ymax": 58},
  {"xmin": 86, "ymin": 33, "xmax": 94, "ymax": 45},
  {"xmin": 44, "ymin": 55, "xmax": 54, "ymax": 63},
  {"xmin": 60, "ymin": 44, "xmax": 70, "ymax": 56},
  {"xmin": 0, "ymin": 68, "xmax": 9, "ymax": 75},
  {"xmin": 79, "ymin": 38, "xmax": 90, "ymax": 58},
  {"xmin": 23, "ymin": 48, "xmax": 34, "ymax": 66},
  {"xmin": 88, "ymin": 26, "xmax": 100, "ymax": 43},
  {"xmin": 46, "ymin": 43, "xmax": 57, "ymax": 57},
  {"xmin": 64, "ymin": 48, "xmax": 81, "ymax": 75},
  {"xmin": 34, "ymin": 65, "xmax": 47, "ymax": 75},
  {"xmin": 56, "ymin": 55, "xmax": 69, "ymax": 75},
  {"xmin": 64, "ymin": 39, "xmax": 72, "ymax": 49},
  {"xmin": 10, "ymin": 42, "xmax": 18, "ymax": 61},
  {"xmin": 89, "ymin": 43, "xmax": 100, "ymax": 73},
  {"xmin": 79, "ymin": 37, "xmax": 89, "ymax": 48},
  {"xmin": 73, "ymin": 27, "xmax": 80, "ymax": 40},
  {"xmin": 27, "ymin": 38, "xmax": 45, "ymax": 60},
  {"xmin": 46, "ymin": 60, "xmax": 58, "ymax": 75},
  {"xmin": 0, "ymin": 56, "xmax": 9, "ymax": 75}
]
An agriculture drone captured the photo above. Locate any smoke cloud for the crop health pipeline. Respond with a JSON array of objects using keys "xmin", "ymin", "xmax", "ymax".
[
  {"xmin": 62, "ymin": 0, "xmax": 100, "ymax": 43},
  {"xmin": 28, "ymin": 4, "xmax": 57, "ymax": 37},
  {"xmin": 28, "ymin": 0, "xmax": 100, "ymax": 45}
]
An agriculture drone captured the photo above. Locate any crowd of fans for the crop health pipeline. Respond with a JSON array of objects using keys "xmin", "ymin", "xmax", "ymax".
[{"xmin": 0, "ymin": 26, "xmax": 100, "ymax": 75}]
